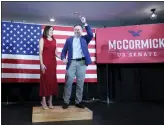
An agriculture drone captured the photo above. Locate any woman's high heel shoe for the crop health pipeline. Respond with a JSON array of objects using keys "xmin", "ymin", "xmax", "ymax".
[
  {"xmin": 41, "ymin": 101, "xmax": 49, "ymax": 110},
  {"xmin": 48, "ymin": 100, "xmax": 54, "ymax": 109}
]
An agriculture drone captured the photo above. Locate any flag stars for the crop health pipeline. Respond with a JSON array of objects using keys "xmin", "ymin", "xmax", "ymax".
[{"xmin": 2, "ymin": 23, "xmax": 42, "ymax": 55}]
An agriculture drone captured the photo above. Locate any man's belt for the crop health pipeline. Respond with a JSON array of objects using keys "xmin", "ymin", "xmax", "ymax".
[{"xmin": 71, "ymin": 57, "xmax": 85, "ymax": 61}]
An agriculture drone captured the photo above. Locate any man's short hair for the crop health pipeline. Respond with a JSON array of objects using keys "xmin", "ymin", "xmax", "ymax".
[{"xmin": 74, "ymin": 24, "xmax": 83, "ymax": 29}]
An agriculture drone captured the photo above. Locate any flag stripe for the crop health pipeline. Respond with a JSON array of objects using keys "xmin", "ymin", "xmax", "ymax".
[
  {"xmin": 2, "ymin": 73, "xmax": 97, "ymax": 79},
  {"xmin": 2, "ymin": 54, "xmax": 96, "ymax": 59},
  {"xmin": 1, "ymin": 59, "xmax": 96, "ymax": 65},
  {"xmin": 2, "ymin": 59, "xmax": 39, "ymax": 64},
  {"xmin": 2, "ymin": 63, "xmax": 97, "ymax": 70},
  {"xmin": 2, "ymin": 54, "xmax": 96, "ymax": 62},
  {"xmin": 2, "ymin": 54, "xmax": 39, "ymax": 60},
  {"xmin": 2, "ymin": 68, "xmax": 40, "ymax": 74},
  {"xmin": 1, "ymin": 78, "xmax": 97, "ymax": 83},
  {"xmin": 2, "ymin": 68, "xmax": 97, "ymax": 74}
]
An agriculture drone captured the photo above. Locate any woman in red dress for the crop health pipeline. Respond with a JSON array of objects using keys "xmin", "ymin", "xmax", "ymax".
[{"xmin": 39, "ymin": 26, "xmax": 60, "ymax": 109}]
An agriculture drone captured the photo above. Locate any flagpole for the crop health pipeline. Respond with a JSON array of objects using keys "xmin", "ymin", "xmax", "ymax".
[{"xmin": 100, "ymin": 26, "xmax": 114, "ymax": 105}]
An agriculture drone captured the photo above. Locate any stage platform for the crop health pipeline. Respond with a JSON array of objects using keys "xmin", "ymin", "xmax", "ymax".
[{"xmin": 32, "ymin": 105, "xmax": 93, "ymax": 123}]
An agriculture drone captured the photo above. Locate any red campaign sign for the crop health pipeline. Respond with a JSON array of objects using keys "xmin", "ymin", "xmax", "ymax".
[{"xmin": 96, "ymin": 23, "xmax": 164, "ymax": 63}]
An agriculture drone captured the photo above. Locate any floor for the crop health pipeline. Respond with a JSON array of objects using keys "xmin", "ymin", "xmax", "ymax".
[{"xmin": 2, "ymin": 101, "xmax": 164, "ymax": 125}]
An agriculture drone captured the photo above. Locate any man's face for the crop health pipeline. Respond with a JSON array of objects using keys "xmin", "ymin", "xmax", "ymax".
[{"xmin": 74, "ymin": 25, "xmax": 83, "ymax": 37}]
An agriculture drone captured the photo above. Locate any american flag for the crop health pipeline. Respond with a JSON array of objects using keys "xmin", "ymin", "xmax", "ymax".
[{"xmin": 1, "ymin": 21, "xmax": 97, "ymax": 83}]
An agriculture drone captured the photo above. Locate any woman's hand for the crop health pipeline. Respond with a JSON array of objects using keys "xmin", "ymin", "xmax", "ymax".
[{"xmin": 41, "ymin": 64, "xmax": 46, "ymax": 73}]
